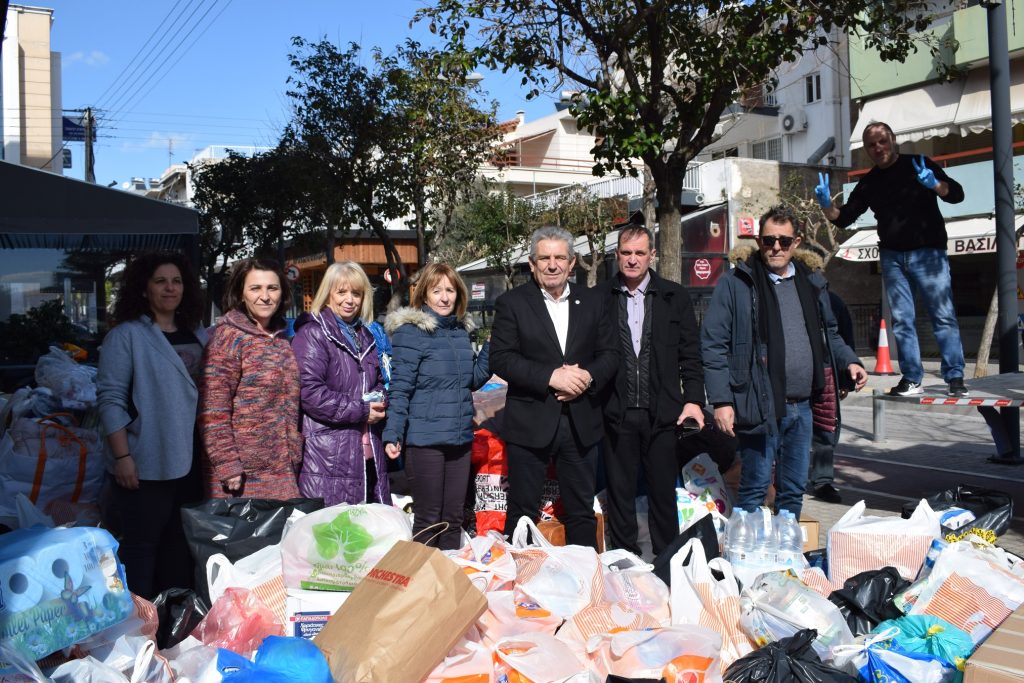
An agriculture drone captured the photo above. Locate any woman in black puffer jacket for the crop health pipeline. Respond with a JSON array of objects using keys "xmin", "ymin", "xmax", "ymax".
[{"xmin": 382, "ymin": 262, "xmax": 490, "ymax": 550}]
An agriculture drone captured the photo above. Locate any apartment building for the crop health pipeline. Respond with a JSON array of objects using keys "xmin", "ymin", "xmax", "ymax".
[{"xmin": 1, "ymin": 3, "xmax": 61, "ymax": 171}]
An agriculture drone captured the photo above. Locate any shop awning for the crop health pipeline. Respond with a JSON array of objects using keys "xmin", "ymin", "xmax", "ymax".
[
  {"xmin": 954, "ymin": 61, "xmax": 1024, "ymax": 136},
  {"xmin": 850, "ymin": 79, "xmax": 963, "ymax": 150},
  {"xmin": 835, "ymin": 215, "xmax": 1024, "ymax": 262},
  {"xmin": 851, "ymin": 60, "xmax": 1024, "ymax": 150},
  {"xmin": 0, "ymin": 160, "xmax": 199, "ymax": 249}
]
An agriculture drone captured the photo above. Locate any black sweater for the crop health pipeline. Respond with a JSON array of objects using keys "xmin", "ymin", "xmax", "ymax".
[{"xmin": 834, "ymin": 154, "xmax": 964, "ymax": 251}]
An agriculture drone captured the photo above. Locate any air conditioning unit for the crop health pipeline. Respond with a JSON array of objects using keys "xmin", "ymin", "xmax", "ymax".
[{"xmin": 780, "ymin": 109, "xmax": 808, "ymax": 135}]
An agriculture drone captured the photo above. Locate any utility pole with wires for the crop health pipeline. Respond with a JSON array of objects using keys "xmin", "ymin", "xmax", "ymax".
[{"xmin": 83, "ymin": 107, "xmax": 96, "ymax": 183}]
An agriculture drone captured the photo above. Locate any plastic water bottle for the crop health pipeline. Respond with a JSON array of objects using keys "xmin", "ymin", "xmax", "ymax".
[
  {"xmin": 777, "ymin": 510, "xmax": 804, "ymax": 567},
  {"xmin": 725, "ymin": 510, "xmax": 752, "ymax": 566},
  {"xmin": 750, "ymin": 507, "xmax": 777, "ymax": 566}
]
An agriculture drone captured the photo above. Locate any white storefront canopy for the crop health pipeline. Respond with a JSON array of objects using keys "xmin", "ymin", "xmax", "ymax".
[
  {"xmin": 850, "ymin": 61, "xmax": 1024, "ymax": 150},
  {"xmin": 835, "ymin": 215, "xmax": 1024, "ymax": 262}
]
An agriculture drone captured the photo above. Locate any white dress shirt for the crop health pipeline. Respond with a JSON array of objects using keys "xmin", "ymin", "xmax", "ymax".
[{"xmin": 541, "ymin": 283, "xmax": 571, "ymax": 354}]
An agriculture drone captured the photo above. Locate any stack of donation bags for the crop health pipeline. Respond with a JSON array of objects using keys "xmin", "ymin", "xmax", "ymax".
[{"xmin": 1, "ymin": 453, "xmax": 1022, "ymax": 682}]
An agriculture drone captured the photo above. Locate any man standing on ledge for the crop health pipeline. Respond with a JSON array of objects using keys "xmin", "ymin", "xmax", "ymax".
[
  {"xmin": 602, "ymin": 220, "xmax": 705, "ymax": 557},
  {"xmin": 490, "ymin": 226, "xmax": 618, "ymax": 549},
  {"xmin": 816, "ymin": 121, "xmax": 968, "ymax": 398}
]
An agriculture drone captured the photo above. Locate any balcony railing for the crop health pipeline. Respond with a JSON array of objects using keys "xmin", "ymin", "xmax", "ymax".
[{"xmin": 524, "ymin": 163, "xmax": 703, "ymax": 209}]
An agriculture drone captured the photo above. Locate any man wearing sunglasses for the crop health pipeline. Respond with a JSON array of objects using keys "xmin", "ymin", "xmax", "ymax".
[
  {"xmin": 816, "ymin": 121, "xmax": 967, "ymax": 399},
  {"xmin": 701, "ymin": 205, "xmax": 867, "ymax": 519}
]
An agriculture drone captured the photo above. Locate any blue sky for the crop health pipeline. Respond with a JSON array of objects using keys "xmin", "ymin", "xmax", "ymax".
[{"xmin": 47, "ymin": 1, "xmax": 554, "ymax": 187}]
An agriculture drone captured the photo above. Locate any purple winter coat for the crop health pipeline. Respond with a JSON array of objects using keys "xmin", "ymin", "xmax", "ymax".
[{"xmin": 291, "ymin": 311, "xmax": 389, "ymax": 506}]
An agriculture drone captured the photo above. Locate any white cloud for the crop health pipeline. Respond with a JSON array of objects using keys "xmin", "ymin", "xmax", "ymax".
[
  {"xmin": 119, "ymin": 131, "xmax": 195, "ymax": 153},
  {"xmin": 65, "ymin": 50, "xmax": 110, "ymax": 67}
]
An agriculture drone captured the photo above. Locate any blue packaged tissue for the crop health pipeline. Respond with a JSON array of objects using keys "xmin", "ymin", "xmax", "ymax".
[{"xmin": 0, "ymin": 526, "xmax": 133, "ymax": 669}]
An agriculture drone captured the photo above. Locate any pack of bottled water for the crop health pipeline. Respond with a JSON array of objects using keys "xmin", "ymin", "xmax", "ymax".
[{"xmin": 724, "ymin": 507, "xmax": 806, "ymax": 585}]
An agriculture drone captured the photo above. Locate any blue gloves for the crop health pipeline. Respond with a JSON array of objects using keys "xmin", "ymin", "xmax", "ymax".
[
  {"xmin": 814, "ymin": 172, "xmax": 831, "ymax": 209},
  {"xmin": 912, "ymin": 155, "xmax": 939, "ymax": 190}
]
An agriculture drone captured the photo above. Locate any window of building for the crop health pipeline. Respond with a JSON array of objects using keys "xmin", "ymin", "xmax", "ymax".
[
  {"xmin": 752, "ymin": 137, "xmax": 782, "ymax": 161},
  {"xmin": 762, "ymin": 82, "xmax": 778, "ymax": 107},
  {"xmin": 805, "ymin": 73, "xmax": 822, "ymax": 103},
  {"xmin": 711, "ymin": 147, "xmax": 739, "ymax": 160}
]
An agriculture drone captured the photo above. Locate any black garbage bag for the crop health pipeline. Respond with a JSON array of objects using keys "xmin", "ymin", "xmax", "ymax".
[
  {"xmin": 724, "ymin": 629, "xmax": 859, "ymax": 683},
  {"xmin": 828, "ymin": 567, "xmax": 910, "ymax": 637},
  {"xmin": 901, "ymin": 485, "xmax": 1012, "ymax": 536},
  {"xmin": 181, "ymin": 497, "xmax": 324, "ymax": 604},
  {"xmin": 652, "ymin": 513, "xmax": 719, "ymax": 587},
  {"xmin": 152, "ymin": 588, "xmax": 209, "ymax": 650}
]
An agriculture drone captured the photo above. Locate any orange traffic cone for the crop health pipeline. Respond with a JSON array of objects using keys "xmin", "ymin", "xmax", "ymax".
[{"xmin": 872, "ymin": 319, "xmax": 896, "ymax": 375}]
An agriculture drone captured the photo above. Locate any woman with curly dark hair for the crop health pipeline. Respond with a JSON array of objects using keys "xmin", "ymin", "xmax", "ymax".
[
  {"xmin": 96, "ymin": 252, "xmax": 206, "ymax": 598},
  {"xmin": 199, "ymin": 258, "xmax": 304, "ymax": 499}
]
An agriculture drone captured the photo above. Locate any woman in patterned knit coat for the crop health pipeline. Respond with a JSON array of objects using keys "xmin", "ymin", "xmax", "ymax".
[{"xmin": 199, "ymin": 258, "xmax": 303, "ymax": 499}]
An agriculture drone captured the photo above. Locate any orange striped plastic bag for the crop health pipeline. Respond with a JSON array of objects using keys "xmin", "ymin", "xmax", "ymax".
[
  {"xmin": 669, "ymin": 538, "xmax": 754, "ymax": 669},
  {"xmin": 907, "ymin": 540, "xmax": 1024, "ymax": 645},
  {"xmin": 827, "ymin": 500, "xmax": 939, "ymax": 586}
]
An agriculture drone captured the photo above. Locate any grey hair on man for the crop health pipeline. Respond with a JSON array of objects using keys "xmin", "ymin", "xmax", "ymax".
[{"xmin": 528, "ymin": 226, "xmax": 576, "ymax": 261}]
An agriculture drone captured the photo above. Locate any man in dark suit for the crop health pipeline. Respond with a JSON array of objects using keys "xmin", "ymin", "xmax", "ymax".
[
  {"xmin": 491, "ymin": 226, "xmax": 618, "ymax": 548},
  {"xmin": 603, "ymin": 222, "xmax": 706, "ymax": 557}
]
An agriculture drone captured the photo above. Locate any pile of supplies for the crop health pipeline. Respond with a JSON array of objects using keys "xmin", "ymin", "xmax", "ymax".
[{"xmin": 0, "ymin": 367, "xmax": 1022, "ymax": 681}]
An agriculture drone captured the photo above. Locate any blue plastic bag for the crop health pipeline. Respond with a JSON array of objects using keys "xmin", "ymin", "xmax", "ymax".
[
  {"xmin": 861, "ymin": 642, "xmax": 957, "ymax": 683},
  {"xmin": 218, "ymin": 636, "xmax": 332, "ymax": 683},
  {"xmin": 874, "ymin": 614, "xmax": 973, "ymax": 678}
]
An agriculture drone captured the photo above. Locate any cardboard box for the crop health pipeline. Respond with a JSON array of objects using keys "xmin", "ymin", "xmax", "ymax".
[
  {"xmin": 536, "ymin": 513, "xmax": 605, "ymax": 552},
  {"xmin": 285, "ymin": 588, "xmax": 350, "ymax": 640},
  {"xmin": 799, "ymin": 515, "xmax": 820, "ymax": 552},
  {"xmin": 965, "ymin": 602, "xmax": 1024, "ymax": 682}
]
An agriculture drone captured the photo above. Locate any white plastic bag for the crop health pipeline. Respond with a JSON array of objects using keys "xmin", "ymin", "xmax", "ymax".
[
  {"xmin": 600, "ymin": 550, "xmax": 671, "ymax": 624},
  {"xmin": 34, "ymin": 346, "xmax": 97, "ymax": 408},
  {"xmin": 670, "ymin": 538, "xmax": 753, "ymax": 669},
  {"xmin": 0, "ymin": 415, "xmax": 105, "ymax": 515},
  {"xmin": 206, "ymin": 545, "xmax": 287, "ymax": 623},
  {"xmin": 585, "ymin": 626, "xmax": 724, "ymax": 683},
  {"xmin": 827, "ymin": 500, "xmax": 939, "ymax": 585},
  {"xmin": 738, "ymin": 570, "xmax": 853, "ymax": 660},
  {"xmin": 509, "ymin": 517, "xmax": 602, "ymax": 618},
  {"xmin": 903, "ymin": 539, "xmax": 1024, "ymax": 644},
  {"xmin": 448, "ymin": 532, "xmax": 517, "ymax": 593},
  {"xmin": 681, "ymin": 453, "xmax": 732, "ymax": 517},
  {"xmin": 493, "ymin": 633, "xmax": 588, "ymax": 682},
  {"xmin": 280, "ymin": 502, "xmax": 411, "ymax": 591},
  {"xmin": 832, "ymin": 629, "xmax": 955, "ymax": 683}
]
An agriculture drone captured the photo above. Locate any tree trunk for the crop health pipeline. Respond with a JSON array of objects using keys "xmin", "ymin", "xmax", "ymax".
[
  {"xmin": 642, "ymin": 164, "xmax": 657, "ymax": 229},
  {"xmin": 414, "ymin": 195, "xmax": 428, "ymax": 267},
  {"xmin": 974, "ymin": 287, "xmax": 998, "ymax": 378},
  {"xmin": 325, "ymin": 226, "xmax": 335, "ymax": 266},
  {"xmin": 653, "ymin": 162, "xmax": 685, "ymax": 284}
]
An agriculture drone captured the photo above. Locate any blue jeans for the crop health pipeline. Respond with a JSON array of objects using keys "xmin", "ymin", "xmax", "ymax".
[
  {"xmin": 737, "ymin": 400, "xmax": 812, "ymax": 518},
  {"xmin": 880, "ymin": 248, "xmax": 965, "ymax": 383}
]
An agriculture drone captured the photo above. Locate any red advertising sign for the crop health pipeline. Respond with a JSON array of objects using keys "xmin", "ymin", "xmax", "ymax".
[
  {"xmin": 694, "ymin": 258, "xmax": 712, "ymax": 280},
  {"xmin": 737, "ymin": 216, "xmax": 756, "ymax": 236}
]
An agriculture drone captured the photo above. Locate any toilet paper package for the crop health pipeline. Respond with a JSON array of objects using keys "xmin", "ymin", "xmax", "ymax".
[{"xmin": 0, "ymin": 526, "xmax": 133, "ymax": 670}]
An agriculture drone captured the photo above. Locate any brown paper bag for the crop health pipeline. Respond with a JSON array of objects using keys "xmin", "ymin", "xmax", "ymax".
[{"xmin": 314, "ymin": 539, "xmax": 488, "ymax": 683}]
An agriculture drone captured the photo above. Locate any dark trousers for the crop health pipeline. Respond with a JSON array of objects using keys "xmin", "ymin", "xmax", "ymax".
[
  {"xmin": 605, "ymin": 408, "xmax": 679, "ymax": 557},
  {"xmin": 503, "ymin": 413, "xmax": 598, "ymax": 549},
  {"xmin": 405, "ymin": 443, "xmax": 472, "ymax": 551},
  {"xmin": 113, "ymin": 475, "xmax": 198, "ymax": 600},
  {"xmin": 808, "ymin": 423, "xmax": 841, "ymax": 490}
]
